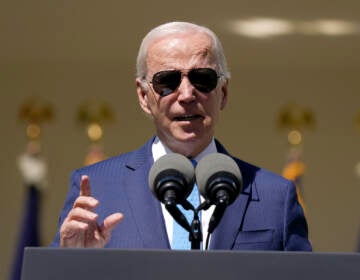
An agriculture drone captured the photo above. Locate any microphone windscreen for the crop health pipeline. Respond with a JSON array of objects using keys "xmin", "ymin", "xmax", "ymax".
[
  {"xmin": 195, "ymin": 153, "xmax": 243, "ymax": 199},
  {"xmin": 148, "ymin": 153, "xmax": 195, "ymax": 196}
]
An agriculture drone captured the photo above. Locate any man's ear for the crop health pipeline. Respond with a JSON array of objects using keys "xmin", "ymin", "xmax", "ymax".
[
  {"xmin": 136, "ymin": 78, "xmax": 152, "ymax": 116},
  {"xmin": 220, "ymin": 79, "xmax": 229, "ymax": 110}
]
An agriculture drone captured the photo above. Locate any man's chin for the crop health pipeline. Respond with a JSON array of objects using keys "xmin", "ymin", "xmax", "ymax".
[
  {"xmin": 158, "ymin": 126, "xmax": 210, "ymax": 145},
  {"xmin": 173, "ymin": 132, "xmax": 201, "ymax": 143}
]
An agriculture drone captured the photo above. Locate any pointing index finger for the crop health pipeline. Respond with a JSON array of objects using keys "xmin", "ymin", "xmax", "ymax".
[{"xmin": 80, "ymin": 175, "xmax": 91, "ymax": 196}]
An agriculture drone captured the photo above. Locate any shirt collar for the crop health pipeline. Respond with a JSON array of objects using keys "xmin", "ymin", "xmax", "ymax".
[{"xmin": 152, "ymin": 136, "xmax": 217, "ymax": 162}]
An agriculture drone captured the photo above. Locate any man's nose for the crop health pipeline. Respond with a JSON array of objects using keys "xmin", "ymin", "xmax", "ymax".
[{"xmin": 177, "ymin": 76, "xmax": 196, "ymax": 102}]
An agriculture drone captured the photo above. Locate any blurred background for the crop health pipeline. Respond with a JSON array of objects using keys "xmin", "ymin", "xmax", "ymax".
[{"xmin": 1, "ymin": 0, "xmax": 360, "ymax": 278}]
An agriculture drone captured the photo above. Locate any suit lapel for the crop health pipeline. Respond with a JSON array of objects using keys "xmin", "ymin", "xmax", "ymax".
[{"xmin": 123, "ymin": 138, "xmax": 170, "ymax": 249}]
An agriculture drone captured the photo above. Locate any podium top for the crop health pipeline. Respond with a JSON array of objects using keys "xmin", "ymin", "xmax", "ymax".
[{"xmin": 21, "ymin": 247, "xmax": 360, "ymax": 280}]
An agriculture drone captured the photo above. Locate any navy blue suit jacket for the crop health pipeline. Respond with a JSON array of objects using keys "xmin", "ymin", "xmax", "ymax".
[{"xmin": 51, "ymin": 137, "xmax": 311, "ymax": 251}]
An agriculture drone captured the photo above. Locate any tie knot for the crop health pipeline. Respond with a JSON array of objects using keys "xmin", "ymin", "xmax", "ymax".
[{"xmin": 190, "ymin": 158, "xmax": 197, "ymax": 167}]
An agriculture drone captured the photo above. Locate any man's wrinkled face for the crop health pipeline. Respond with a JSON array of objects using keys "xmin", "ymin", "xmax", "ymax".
[{"xmin": 136, "ymin": 32, "xmax": 228, "ymax": 156}]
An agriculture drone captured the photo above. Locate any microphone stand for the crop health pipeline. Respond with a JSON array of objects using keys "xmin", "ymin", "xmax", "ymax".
[
  {"xmin": 165, "ymin": 200, "xmax": 203, "ymax": 250},
  {"xmin": 181, "ymin": 200, "xmax": 202, "ymax": 250},
  {"xmin": 169, "ymin": 195, "xmax": 230, "ymax": 250},
  {"xmin": 190, "ymin": 210, "xmax": 202, "ymax": 250}
]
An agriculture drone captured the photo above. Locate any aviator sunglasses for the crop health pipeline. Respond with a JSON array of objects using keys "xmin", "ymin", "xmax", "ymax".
[{"xmin": 149, "ymin": 68, "xmax": 222, "ymax": 97}]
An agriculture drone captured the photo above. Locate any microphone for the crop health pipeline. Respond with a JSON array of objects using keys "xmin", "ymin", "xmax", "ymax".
[
  {"xmin": 148, "ymin": 153, "xmax": 195, "ymax": 206},
  {"xmin": 149, "ymin": 153, "xmax": 195, "ymax": 232},
  {"xmin": 195, "ymin": 153, "xmax": 243, "ymax": 235}
]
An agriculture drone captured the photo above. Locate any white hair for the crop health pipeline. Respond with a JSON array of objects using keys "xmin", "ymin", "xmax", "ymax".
[{"xmin": 136, "ymin": 21, "xmax": 230, "ymax": 81}]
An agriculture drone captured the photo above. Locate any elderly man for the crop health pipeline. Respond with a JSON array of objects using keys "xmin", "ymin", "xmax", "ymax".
[{"xmin": 51, "ymin": 21, "xmax": 311, "ymax": 251}]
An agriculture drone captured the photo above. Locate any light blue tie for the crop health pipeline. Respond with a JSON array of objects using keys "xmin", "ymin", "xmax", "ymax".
[{"xmin": 172, "ymin": 160, "xmax": 200, "ymax": 250}]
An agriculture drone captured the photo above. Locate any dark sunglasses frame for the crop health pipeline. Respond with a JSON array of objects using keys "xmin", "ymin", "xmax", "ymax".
[{"xmin": 148, "ymin": 68, "xmax": 222, "ymax": 97}]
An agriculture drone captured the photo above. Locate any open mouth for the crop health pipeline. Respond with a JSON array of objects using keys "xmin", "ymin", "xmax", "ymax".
[{"xmin": 174, "ymin": 115, "xmax": 202, "ymax": 121}]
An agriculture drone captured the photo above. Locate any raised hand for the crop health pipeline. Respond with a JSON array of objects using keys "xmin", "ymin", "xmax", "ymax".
[{"xmin": 60, "ymin": 175, "xmax": 123, "ymax": 247}]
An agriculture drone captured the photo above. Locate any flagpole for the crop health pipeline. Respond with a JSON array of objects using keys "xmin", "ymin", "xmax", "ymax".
[{"xmin": 11, "ymin": 97, "xmax": 53, "ymax": 280}]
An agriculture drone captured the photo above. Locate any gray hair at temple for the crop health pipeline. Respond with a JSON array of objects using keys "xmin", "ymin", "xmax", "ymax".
[{"xmin": 136, "ymin": 21, "xmax": 230, "ymax": 81}]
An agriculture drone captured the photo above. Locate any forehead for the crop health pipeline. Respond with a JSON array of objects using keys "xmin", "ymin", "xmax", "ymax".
[{"xmin": 146, "ymin": 32, "xmax": 216, "ymax": 73}]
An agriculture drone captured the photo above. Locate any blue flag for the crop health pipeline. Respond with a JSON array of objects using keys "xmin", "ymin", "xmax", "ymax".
[{"xmin": 10, "ymin": 185, "xmax": 41, "ymax": 280}]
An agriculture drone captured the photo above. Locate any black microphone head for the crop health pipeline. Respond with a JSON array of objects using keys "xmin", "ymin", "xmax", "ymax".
[
  {"xmin": 195, "ymin": 153, "xmax": 243, "ymax": 205},
  {"xmin": 149, "ymin": 153, "xmax": 195, "ymax": 204}
]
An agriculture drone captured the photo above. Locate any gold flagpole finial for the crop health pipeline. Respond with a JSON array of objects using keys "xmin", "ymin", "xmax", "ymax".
[
  {"xmin": 77, "ymin": 99, "xmax": 115, "ymax": 143},
  {"xmin": 76, "ymin": 99, "xmax": 116, "ymax": 165},
  {"xmin": 276, "ymin": 102, "xmax": 315, "ymax": 146},
  {"xmin": 18, "ymin": 97, "xmax": 54, "ymax": 141}
]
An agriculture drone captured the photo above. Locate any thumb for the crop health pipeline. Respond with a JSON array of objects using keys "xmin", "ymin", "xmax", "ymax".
[{"xmin": 100, "ymin": 213, "xmax": 124, "ymax": 241}]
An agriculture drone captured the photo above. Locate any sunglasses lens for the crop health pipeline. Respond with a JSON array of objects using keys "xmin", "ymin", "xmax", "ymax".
[
  {"xmin": 188, "ymin": 68, "xmax": 218, "ymax": 93},
  {"xmin": 152, "ymin": 70, "xmax": 181, "ymax": 96},
  {"xmin": 151, "ymin": 68, "xmax": 219, "ymax": 96}
]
